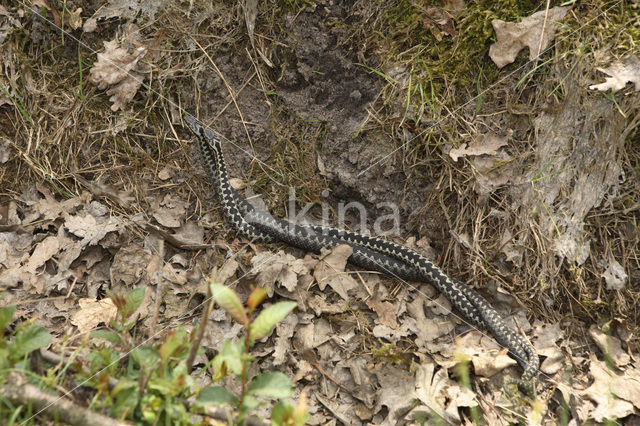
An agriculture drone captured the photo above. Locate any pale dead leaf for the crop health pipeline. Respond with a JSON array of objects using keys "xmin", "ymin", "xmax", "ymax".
[
  {"xmin": 366, "ymin": 297, "xmax": 397, "ymax": 329},
  {"xmin": 421, "ymin": 2, "xmax": 462, "ymax": 41},
  {"xmin": 307, "ymin": 294, "xmax": 349, "ymax": 315},
  {"xmin": 151, "ymin": 194, "xmax": 187, "ymax": 228},
  {"xmin": 313, "ymin": 244, "xmax": 357, "ymax": 300},
  {"xmin": 157, "ymin": 167, "xmax": 171, "ymax": 181},
  {"xmin": 500, "ymin": 228, "xmax": 524, "ymax": 266},
  {"xmin": 589, "ymin": 55, "xmax": 640, "ymax": 93},
  {"xmin": 456, "ymin": 331, "xmax": 517, "ymax": 377},
  {"xmin": 374, "ymin": 366, "xmax": 415, "ymax": 423},
  {"xmin": 110, "ymin": 244, "xmax": 152, "ymax": 286},
  {"xmin": 64, "ymin": 213, "xmax": 123, "ymax": 246},
  {"xmin": 589, "ymin": 325, "xmax": 631, "ymax": 368},
  {"xmin": 251, "ymin": 251, "xmax": 308, "ymax": 293},
  {"xmin": 83, "ymin": 0, "xmax": 141, "ymax": 32},
  {"xmin": 172, "ymin": 221, "xmax": 205, "ymax": 245},
  {"xmin": 273, "ymin": 314, "xmax": 298, "ymax": 366},
  {"xmin": 489, "ymin": 6, "xmax": 569, "ymax": 68},
  {"xmin": 229, "ymin": 178, "xmax": 246, "ymax": 190},
  {"xmin": 372, "ymin": 319, "xmax": 415, "ymax": 341},
  {"xmin": 70, "ymin": 298, "xmax": 117, "ymax": 334},
  {"xmin": 449, "ymin": 133, "xmax": 509, "ymax": 162},
  {"xmin": 601, "ymin": 255, "xmax": 627, "ymax": 291},
  {"xmin": 580, "ymin": 355, "xmax": 640, "ymax": 422},
  {"xmin": 88, "ymin": 39, "xmax": 147, "ymax": 111},
  {"xmin": 532, "ymin": 321, "xmax": 564, "ymax": 349},
  {"xmin": 406, "ymin": 296, "xmax": 454, "ymax": 347},
  {"xmin": 65, "ymin": 7, "xmax": 83, "ymax": 30},
  {"xmin": 414, "ymin": 362, "xmax": 476, "ymax": 424},
  {"xmin": 216, "ymin": 258, "xmax": 240, "ymax": 284},
  {"xmin": 25, "ymin": 236, "xmax": 60, "ymax": 274},
  {"xmin": 162, "ymin": 263, "xmax": 188, "ymax": 285},
  {"xmin": 0, "ymin": 137, "xmax": 11, "ymax": 163}
]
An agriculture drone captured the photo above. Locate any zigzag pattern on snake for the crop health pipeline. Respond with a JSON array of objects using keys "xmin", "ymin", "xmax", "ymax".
[{"xmin": 184, "ymin": 114, "xmax": 539, "ymax": 393}]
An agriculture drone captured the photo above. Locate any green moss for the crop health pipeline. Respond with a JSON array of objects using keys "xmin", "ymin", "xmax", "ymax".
[
  {"xmin": 371, "ymin": 342, "xmax": 409, "ymax": 366},
  {"xmin": 380, "ymin": 0, "xmax": 544, "ymax": 88}
]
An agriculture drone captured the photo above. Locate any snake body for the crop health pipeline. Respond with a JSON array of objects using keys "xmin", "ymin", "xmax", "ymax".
[{"xmin": 184, "ymin": 114, "xmax": 539, "ymax": 393}]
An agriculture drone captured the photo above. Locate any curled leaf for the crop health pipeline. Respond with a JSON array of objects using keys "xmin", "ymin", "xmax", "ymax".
[
  {"xmin": 248, "ymin": 301, "xmax": 297, "ymax": 343},
  {"xmin": 210, "ymin": 283, "xmax": 248, "ymax": 325}
]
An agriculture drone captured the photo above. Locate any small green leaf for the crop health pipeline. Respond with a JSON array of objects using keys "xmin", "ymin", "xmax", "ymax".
[
  {"xmin": 148, "ymin": 377, "xmax": 174, "ymax": 396},
  {"xmin": 111, "ymin": 377, "xmax": 138, "ymax": 394},
  {"xmin": 0, "ymin": 305, "xmax": 16, "ymax": 331},
  {"xmin": 242, "ymin": 394, "xmax": 261, "ymax": 412},
  {"xmin": 249, "ymin": 301, "xmax": 297, "ymax": 342},
  {"xmin": 210, "ymin": 283, "xmax": 248, "ymax": 325},
  {"xmin": 196, "ymin": 385, "xmax": 238, "ymax": 407},
  {"xmin": 247, "ymin": 372, "xmax": 292, "ymax": 399},
  {"xmin": 10, "ymin": 324, "xmax": 51, "ymax": 360},
  {"xmin": 111, "ymin": 379, "xmax": 139, "ymax": 419},
  {"xmin": 90, "ymin": 329, "xmax": 122, "ymax": 343},
  {"xmin": 159, "ymin": 328, "xmax": 187, "ymax": 363},
  {"xmin": 131, "ymin": 346, "xmax": 161, "ymax": 369},
  {"xmin": 212, "ymin": 339, "xmax": 244, "ymax": 376},
  {"xmin": 123, "ymin": 287, "xmax": 145, "ymax": 319},
  {"xmin": 271, "ymin": 401, "xmax": 293, "ymax": 425}
]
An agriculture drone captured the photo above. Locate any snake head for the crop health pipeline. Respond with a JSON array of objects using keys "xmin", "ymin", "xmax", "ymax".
[
  {"xmin": 183, "ymin": 113, "xmax": 221, "ymax": 148},
  {"xmin": 183, "ymin": 113, "xmax": 204, "ymax": 137}
]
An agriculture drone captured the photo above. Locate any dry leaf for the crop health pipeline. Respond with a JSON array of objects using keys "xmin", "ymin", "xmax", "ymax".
[
  {"xmin": 421, "ymin": 2, "xmax": 464, "ymax": 41},
  {"xmin": 449, "ymin": 133, "xmax": 509, "ymax": 162},
  {"xmin": 588, "ymin": 325, "xmax": 631, "ymax": 368},
  {"xmin": 413, "ymin": 363, "xmax": 476, "ymax": 424},
  {"xmin": 172, "ymin": 221, "xmax": 205, "ymax": 245},
  {"xmin": 580, "ymin": 355, "xmax": 640, "ymax": 422},
  {"xmin": 70, "ymin": 298, "xmax": 117, "ymax": 334},
  {"xmin": 374, "ymin": 366, "xmax": 415, "ymax": 423},
  {"xmin": 406, "ymin": 296, "xmax": 453, "ymax": 347},
  {"xmin": 151, "ymin": 194, "xmax": 187, "ymax": 228},
  {"xmin": 88, "ymin": 39, "xmax": 147, "ymax": 111},
  {"xmin": 25, "ymin": 236, "xmax": 60, "ymax": 274},
  {"xmin": 273, "ymin": 314, "xmax": 298, "ymax": 366},
  {"xmin": 601, "ymin": 255, "xmax": 627, "ymax": 291},
  {"xmin": 532, "ymin": 321, "xmax": 566, "ymax": 375},
  {"xmin": 157, "ymin": 167, "xmax": 171, "ymax": 181},
  {"xmin": 251, "ymin": 251, "xmax": 308, "ymax": 293},
  {"xmin": 489, "ymin": 6, "xmax": 569, "ymax": 68},
  {"xmin": 64, "ymin": 213, "xmax": 123, "ymax": 246},
  {"xmin": 162, "ymin": 263, "xmax": 188, "ymax": 285},
  {"xmin": 366, "ymin": 297, "xmax": 397, "ymax": 329},
  {"xmin": 455, "ymin": 331, "xmax": 517, "ymax": 377},
  {"xmin": 65, "ymin": 7, "xmax": 82, "ymax": 30},
  {"xmin": 83, "ymin": 0, "xmax": 140, "ymax": 33},
  {"xmin": 313, "ymin": 244, "xmax": 357, "ymax": 300},
  {"xmin": 0, "ymin": 137, "xmax": 11, "ymax": 163},
  {"xmin": 589, "ymin": 55, "xmax": 640, "ymax": 93},
  {"xmin": 110, "ymin": 244, "xmax": 152, "ymax": 286}
]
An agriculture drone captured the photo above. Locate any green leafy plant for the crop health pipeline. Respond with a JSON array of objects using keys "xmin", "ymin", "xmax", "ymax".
[
  {"xmin": 78, "ymin": 283, "xmax": 306, "ymax": 425},
  {"xmin": 0, "ymin": 305, "xmax": 52, "ymax": 373},
  {"xmin": 195, "ymin": 283, "xmax": 306, "ymax": 425}
]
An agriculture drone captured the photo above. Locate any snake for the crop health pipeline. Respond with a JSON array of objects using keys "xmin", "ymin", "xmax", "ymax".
[{"xmin": 184, "ymin": 114, "xmax": 539, "ymax": 394}]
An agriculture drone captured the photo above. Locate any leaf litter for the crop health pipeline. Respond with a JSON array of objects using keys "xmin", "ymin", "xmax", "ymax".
[{"xmin": 489, "ymin": 6, "xmax": 570, "ymax": 69}]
